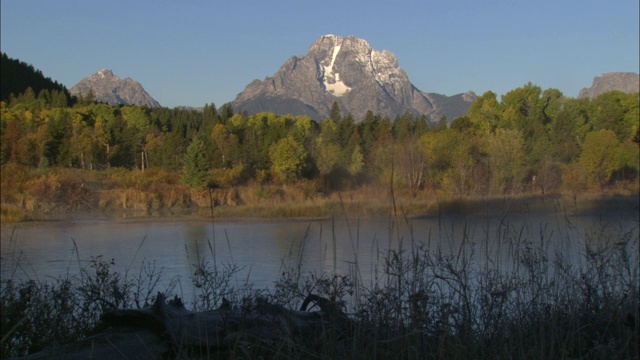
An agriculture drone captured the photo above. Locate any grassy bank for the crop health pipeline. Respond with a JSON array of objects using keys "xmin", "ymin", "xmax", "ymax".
[
  {"xmin": 1, "ymin": 165, "xmax": 638, "ymax": 224},
  {"xmin": 1, "ymin": 214, "xmax": 638, "ymax": 359}
]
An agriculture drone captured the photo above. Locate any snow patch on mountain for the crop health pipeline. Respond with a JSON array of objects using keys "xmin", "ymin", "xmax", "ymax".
[{"xmin": 321, "ymin": 39, "xmax": 351, "ymax": 96}]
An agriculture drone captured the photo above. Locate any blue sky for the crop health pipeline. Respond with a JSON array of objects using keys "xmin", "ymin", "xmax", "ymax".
[{"xmin": 2, "ymin": 0, "xmax": 638, "ymax": 108}]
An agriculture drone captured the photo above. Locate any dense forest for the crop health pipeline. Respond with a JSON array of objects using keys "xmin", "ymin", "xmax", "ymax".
[
  {"xmin": 0, "ymin": 53, "xmax": 638, "ymax": 217},
  {"xmin": 1, "ymin": 82, "xmax": 638, "ymax": 197},
  {"xmin": 0, "ymin": 53, "xmax": 72, "ymax": 106}
]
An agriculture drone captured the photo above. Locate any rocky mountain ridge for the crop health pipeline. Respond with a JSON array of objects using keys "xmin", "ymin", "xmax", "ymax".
[
  {"xmin": 70, "ymin": 69, "xmax": 161, "ymax": 107},
  {"xmin": 578, "ymin": 72, "xmax": 639, "ymax": 98},
  {"xmin": 232, "ymin": 34, "xmax": 476, "ymax": 121}
]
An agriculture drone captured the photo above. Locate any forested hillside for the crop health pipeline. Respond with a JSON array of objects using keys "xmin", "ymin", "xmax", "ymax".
[
  {"xmin": 0, "ymin": 53, "xmax": 72, "ymax": 106},
  {"xmin": 2, "ymin": 81, "xmax": 638, "ymax": 202}
]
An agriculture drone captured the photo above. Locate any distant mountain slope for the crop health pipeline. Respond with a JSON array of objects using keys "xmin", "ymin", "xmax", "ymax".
[
  {"xmin": 232, "ymin": 34, "xmax": 475, "ymax": 121},
  {"xmin": 578, "ymin": 72, "xmax": 639, "ymax": 98},
  {"xmin": 70, "ymin": 69, "xmax": 161, "ymax": 107},
  {"xmin": 1, "ymin": 52, "xmax": 72, "ymax": 103}
]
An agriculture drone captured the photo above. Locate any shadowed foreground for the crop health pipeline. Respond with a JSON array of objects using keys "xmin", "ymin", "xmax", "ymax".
[
  {"xmin": 18, "ymin": 293, "xmax": 349, "ymax": 359},
  {"xmin": 2, "ymin": 214, "xmax": 638, "ymax": 359}
]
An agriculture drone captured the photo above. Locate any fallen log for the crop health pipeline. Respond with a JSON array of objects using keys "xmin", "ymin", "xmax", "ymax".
[{"xmin": 18, "ymin": 292, "xmax": 351, "ymax": 359}]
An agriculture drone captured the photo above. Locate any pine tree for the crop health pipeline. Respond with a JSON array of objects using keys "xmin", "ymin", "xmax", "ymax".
[
  {"xmin": 182, "ymin": 137, "xmax": 209, "ymax": 188},
  {"xmin": 329, "ymin": 101, "xmax": 342, "ymax": 122},
  {"xmin": 84, "ymin": 87, "xmax": 96, "ymax": 105}
]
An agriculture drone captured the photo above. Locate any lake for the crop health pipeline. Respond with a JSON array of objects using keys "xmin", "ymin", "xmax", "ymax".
[{"xmin": 1, "ymin": 209, "xmax": 638, "ymax": 303}]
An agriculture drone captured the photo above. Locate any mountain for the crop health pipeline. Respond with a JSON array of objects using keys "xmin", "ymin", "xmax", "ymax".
[
  {"xmin": 578, "ymin": 72, "xmax": 639, "ymax": 99},
  {"xmin": 232, "ymin": 34, "xmax": 475, "ymax": 121},
  {"xmin": 1, "ymin": 52, "xmax": 72, "ymax": 103},
  {"xmin": 70, "ymin": 69, "xmax": 161, "ymax": 107}
]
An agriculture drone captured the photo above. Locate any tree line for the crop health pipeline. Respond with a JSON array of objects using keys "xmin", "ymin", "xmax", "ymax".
[
  {"xmin": 1, "ymin": 53, "xmax": 73, "ymax": 106},
  {"xmin": 1, "ymin": 82, "xmax": 638, "ymax": 195}
]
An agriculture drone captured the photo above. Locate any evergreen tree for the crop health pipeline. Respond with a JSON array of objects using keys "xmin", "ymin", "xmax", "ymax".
[
  {"xmin": 1, "ymin": 53, "xmax": 72, "ymax": 104},
  {"xmin": 434, "ymin": 116, "xmax": 448, "ymax": 131},
  {"xmin": 202, "ymin": 102, "xmax": 219, "ymax": 125},
  {"xmin": 84, "ymin": 87, "xmax": 96, "ymax": 105},
  {"xmin": 182, "ymin": 137, "xmax": 209, "ymax": 188},
  {"xmin": 329, "ymin": 101, "xmax": 342, "ymax": 122},
  {"xmin": 219, "ymin": 103, "xmax": 234, "ymax": 124}
]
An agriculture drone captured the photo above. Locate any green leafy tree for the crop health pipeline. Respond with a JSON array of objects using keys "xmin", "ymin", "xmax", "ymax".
[
  {"xmin": 315, "ymin": 119, "xmax": 342, "ymax": 175},
  {"xmin": 500, "ymin": 83, "xmax": 544, "ymax": 130},
  {"xmin": 467, "ymin": 90, "xmax": 501, "ymax": 132},
  {"xmin": 419, "ymin": 130, "xmax": 457, "ymax": 186},
  {"xmin": 443, "ymin": 131, "xmax": 488, "ymax": 195},
  {"xmin": 450, "ymin": 115, "xmax": 476, "ymax": 133},
  {"xmin": 393, "ymin": 137, "xmax": 425, "ymax": 195},
  {"xmin": 269, "ymin": 136, "xmax": 307, "ymax": 182},
  {"xmin": 44, "ymin": 108, "xmax": 73, "ymax": 166},
  {"xmin": 549, "ymin": 108, "xmax": 580, "ymax": 163},
  {"xmin": 540, "ymin": 88, "xmax": 565, "ymax": 121},
  {"xmin": 579, "ymin": 129, "xmax": 620, "ymax": 190},
  {"xmin": 290, "ymin": 115, "xmax": 314, "ymax": 147},
  {"xmin": 121, "ymin": 106, "xmax": 151, "ymax": 170},
  {"xmin": 500, "ymin": 83, "xmax": 553, "ymax": 165},
  {"xmin": 211, "ymin": 123, "xmax": 239, "ymax": 168},
  {"xmin": 69, "ymin": 115, "xmax": 94, "ymax": 169},
  {"xmin": 244, "ymin": 113, "xmax": 271, "ymax": 170},
  {"xmin": 33, "ymin": 120, "xmax": 52, "ymax": 167},
  {"xmin": 182, "ymin": 137, "xmax": 209, "ymax": 188},
  {"xmin": 487, "ymin": 129, "xmax": 525, "ymax": 194},
  {"xmin": 590, "ymin": 91, "xmax": 636, "ymax": 141},
  {"xmin": 348, "ymin": 144, "xmax": 364, "ymax": 176},
  {"xmin": 620, "ymin": 93, "xmax": 639, "ymax": 145}
]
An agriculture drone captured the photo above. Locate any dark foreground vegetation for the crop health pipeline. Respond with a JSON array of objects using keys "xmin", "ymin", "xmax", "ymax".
[{"xmin": 2, "ymin": 213, "xmax": 638, "ymax": 359}]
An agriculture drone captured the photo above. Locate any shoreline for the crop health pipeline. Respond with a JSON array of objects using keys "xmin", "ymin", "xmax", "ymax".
[{"xmin": 3, "ymin": 192, "xmax": 638, "ymax": 229}]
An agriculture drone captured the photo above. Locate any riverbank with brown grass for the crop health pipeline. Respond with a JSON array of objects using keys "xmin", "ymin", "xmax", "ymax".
[{"xmin": 1, "ymin": 165, "xmax": 638, "ymax": 225}]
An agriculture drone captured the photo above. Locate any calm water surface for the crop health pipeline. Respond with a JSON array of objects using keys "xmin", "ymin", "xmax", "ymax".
[{"xmin": 2, "ymin": 211, "xmax": 637, "ymax": 301}]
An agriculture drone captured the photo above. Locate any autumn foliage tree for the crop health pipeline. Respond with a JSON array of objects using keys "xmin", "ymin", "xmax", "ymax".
[
  {"xmin": 579, "ymin": 129, "xmax": 621, "ymax": 191},
  {"xmin": 269, "ymin": 136, "xmax": 307, "ymax": 183}
]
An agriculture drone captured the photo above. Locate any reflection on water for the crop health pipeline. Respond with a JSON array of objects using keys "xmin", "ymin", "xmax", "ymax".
[{"xmin": 1, "ymin": 211, "xmax": 638, "ymax": 301}]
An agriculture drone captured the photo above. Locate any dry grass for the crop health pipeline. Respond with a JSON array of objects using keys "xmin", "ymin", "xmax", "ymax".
[
  {"xmin": 0, "ymin": 204, "xmax": 32, "ymax": 223},
  {"xmin": 0, "ymin": 166, "xmax": 638, "ymax": 223}
]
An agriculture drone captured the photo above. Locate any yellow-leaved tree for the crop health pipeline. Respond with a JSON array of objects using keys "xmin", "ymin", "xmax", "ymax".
[
  {"xmin": 579, "ymin": 129, "xmax": 620, "ymax": 191},
  {"xmin": 269, "ymin": 136, "xmax": 307, "ymax": 183}
]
